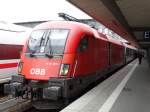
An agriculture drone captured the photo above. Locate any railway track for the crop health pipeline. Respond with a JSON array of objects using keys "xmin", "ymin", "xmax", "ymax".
[
  {"xmin": 0, "ymin": 96, "xmax": 31, "ymax": 112},
  {"xmin": 0, "ymin": 95, "xmax": 13, "ymax": 103}
]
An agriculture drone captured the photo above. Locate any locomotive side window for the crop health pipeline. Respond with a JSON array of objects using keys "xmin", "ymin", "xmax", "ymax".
[{"xmin": 78, "ymin": 36, "xmax": 88, "ymax": 52}]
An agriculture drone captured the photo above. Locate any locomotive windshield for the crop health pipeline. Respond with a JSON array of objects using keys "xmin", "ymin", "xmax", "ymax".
[{"xmin": 27, "ymin": 29, "xmax": 69, "ymax": 55}]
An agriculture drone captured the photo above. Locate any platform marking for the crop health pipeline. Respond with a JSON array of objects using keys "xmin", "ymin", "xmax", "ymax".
[{"xmin": 98, "ymin": 62, "xmax": 138, "ymax": 112}]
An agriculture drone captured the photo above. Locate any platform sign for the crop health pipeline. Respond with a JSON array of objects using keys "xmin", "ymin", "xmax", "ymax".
[{"xmin": 144, "ymin": 31, "xmax": 150, "ymax": 39}]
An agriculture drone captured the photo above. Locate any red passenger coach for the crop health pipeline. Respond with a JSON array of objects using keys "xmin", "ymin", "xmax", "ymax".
[
  {"xmin": 108, "ymin": 38, "xmax": 125, "ymax": 68},
  {"xmin": 4, "ymin": 20, "xmax": 137, "ymax": 109}
]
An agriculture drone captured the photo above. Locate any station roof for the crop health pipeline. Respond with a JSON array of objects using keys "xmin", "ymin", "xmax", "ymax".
[{"xmin": 67, "ymin": 0, "xmax": 150, "ymax": 49}]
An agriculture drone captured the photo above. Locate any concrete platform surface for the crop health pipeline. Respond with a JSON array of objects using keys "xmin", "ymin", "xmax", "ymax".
[
  {"xmin": 61, "ymin": 59, "xmax": 150, "ymax": 112},
  {"xmin": 110, "ymin": 59, "xmax": 150, "ymax": 112}
]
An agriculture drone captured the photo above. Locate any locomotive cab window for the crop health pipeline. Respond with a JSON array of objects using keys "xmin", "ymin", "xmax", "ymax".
[
  {"xmin": 27, "ymin": 29, "xmax": 69, "ymax": 55},
  {"xmin": 78, "ymin": 36, "xmax": 89, "ymax": 52}
]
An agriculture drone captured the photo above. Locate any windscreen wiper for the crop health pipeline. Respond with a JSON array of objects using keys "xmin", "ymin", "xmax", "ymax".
[
  {"xmin": 45, "ymin": 53, "xmax": 63, "ymax": 58},
  {"xmin": 26, "ymin": 52, "xmax": 46, "ymax": 57},
  {"xmin": 30, "ymin": 52, "xmax": 35, "ymax": 57},
  {"xmin": 45, "ymin": 53, "xmax": 53, "ymax": 58},
  {"xmin": 25, "ymin": 52, "xmax": 35, "ymax": 57}
]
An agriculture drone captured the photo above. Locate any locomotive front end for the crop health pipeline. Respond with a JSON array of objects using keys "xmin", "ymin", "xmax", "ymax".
[
  {"xmin": 22, "ymin": 29, "xmax": 70, "ymax": 80},
  {"xmin": 4, "ymin": 25, "xmax": 76, "ymax": 109}
]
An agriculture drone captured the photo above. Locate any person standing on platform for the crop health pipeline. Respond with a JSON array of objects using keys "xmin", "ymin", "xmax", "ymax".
[{"xmin": 138, "ymin": 52, "xmax": 143, "ymax": 64}]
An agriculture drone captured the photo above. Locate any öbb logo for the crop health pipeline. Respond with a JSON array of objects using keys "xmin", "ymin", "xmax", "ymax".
[{"xmin": 30, "ymin": 68, "xmax": 45, "ymax": 75}]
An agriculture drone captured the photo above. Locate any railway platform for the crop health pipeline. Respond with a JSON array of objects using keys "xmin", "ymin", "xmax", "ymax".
[{"xmin": 61, "ymin": 59, "xmax": 150, "ymax": 112}]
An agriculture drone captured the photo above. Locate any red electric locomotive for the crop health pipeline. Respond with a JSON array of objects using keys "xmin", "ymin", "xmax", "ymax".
[{"xmin": 4, "ymin": 15, "xmax": 137, "ymax": 109}]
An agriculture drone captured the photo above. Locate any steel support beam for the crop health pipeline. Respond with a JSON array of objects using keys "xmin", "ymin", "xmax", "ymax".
[{"xmin": 100, "ymin": 0, "xmax": 134, "ymax": 38}]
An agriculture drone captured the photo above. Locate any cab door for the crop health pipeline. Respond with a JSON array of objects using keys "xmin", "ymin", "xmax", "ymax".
[{"xmin": 75, "ymin": 35, "xmax": 95, "ymax": 77}]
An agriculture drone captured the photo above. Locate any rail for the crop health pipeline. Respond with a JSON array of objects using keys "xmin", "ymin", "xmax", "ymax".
[{"xmin": 0, "ymin": 97, "xmax": 31, "ymax": 112}]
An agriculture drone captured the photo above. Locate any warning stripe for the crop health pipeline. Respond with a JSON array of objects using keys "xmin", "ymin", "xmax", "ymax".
[{"xmin": 0, "ymin": 63, "xmax": 18, "ymax": 69}]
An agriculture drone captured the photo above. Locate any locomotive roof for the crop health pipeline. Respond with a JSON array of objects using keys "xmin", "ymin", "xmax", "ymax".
[
  {"xmin": 34, "ymin": 20, "xmax": 93, "ymax": 32},
  {"xmin": 32, "ymin": 20, "xmax": 134, "ymax": 48}
]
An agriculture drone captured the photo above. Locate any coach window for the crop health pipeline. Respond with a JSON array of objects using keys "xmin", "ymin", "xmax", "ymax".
[{"xmin": 78, "ymin": 36, "xmax": 89, "ymax": 52}]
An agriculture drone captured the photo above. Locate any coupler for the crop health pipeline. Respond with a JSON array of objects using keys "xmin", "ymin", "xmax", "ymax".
[{"xmin": 4, "ymin": 75, "xmax": 26, "ymax": 97}]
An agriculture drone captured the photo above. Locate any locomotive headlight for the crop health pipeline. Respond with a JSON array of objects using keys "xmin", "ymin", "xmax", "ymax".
[
  {"xmin": 18, "ymin": 61, "xmax": 23, "ymax": 73},
  {"xmin": 60, "ymin": 64, "xmax": 70, "ymax": 76}
]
